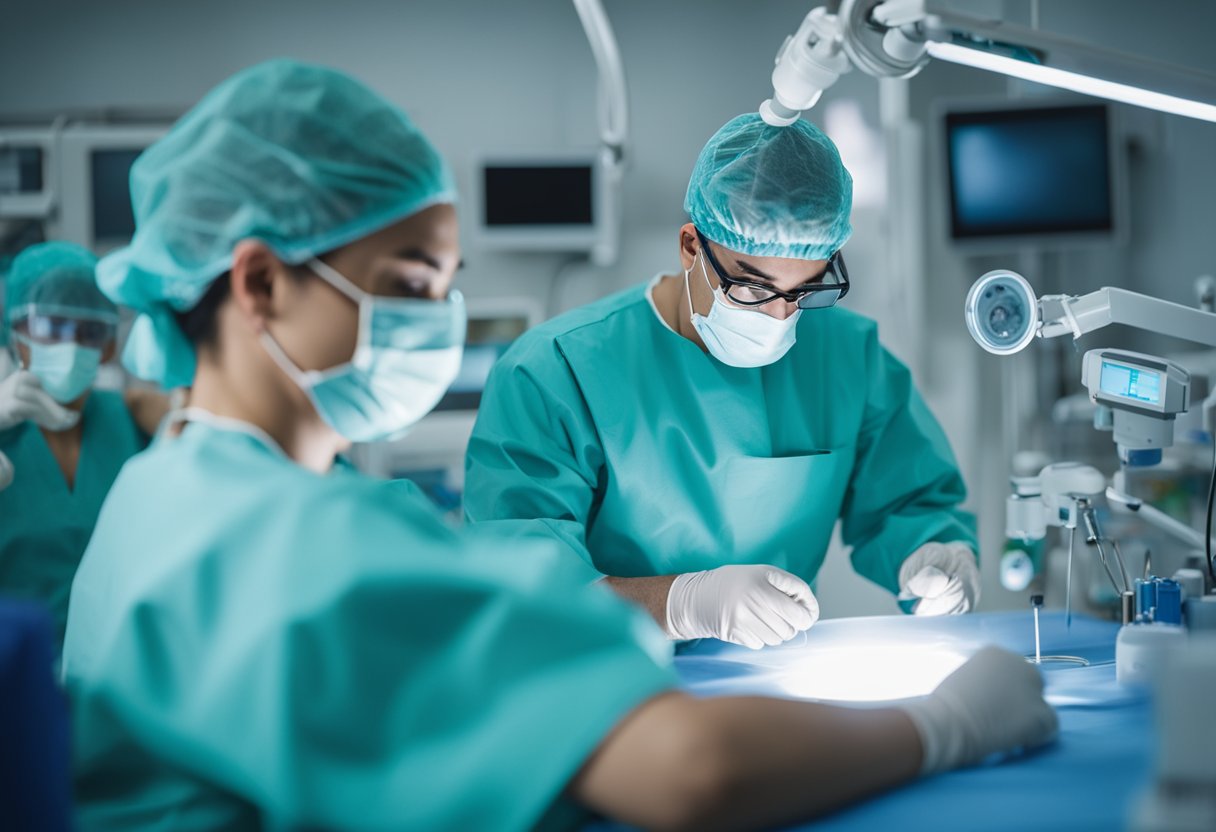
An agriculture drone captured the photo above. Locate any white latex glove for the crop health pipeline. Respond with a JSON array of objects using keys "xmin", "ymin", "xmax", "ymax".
[
  {"xmin": 0, "ymin": 449, "xmax": 12, "ymax": 491},
  {"xmin": 0, "ymin": 370, "xmax": 79, "ymax": 432},
  {"xmin": 899, "ymin": 645, "xmax": 1058, "ymax": 774},
  {"xmin": 898, "ymin": 541, "xmax": 981, "ymax": 616},
  {"xmin": 666, "ymin": 564, "xmax": 820, "ymax": 649}
]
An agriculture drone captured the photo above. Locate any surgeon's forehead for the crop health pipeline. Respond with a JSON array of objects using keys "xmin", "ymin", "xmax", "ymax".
[{"xmin": 378, "ymin": 205, "xmax": 459, "ymax": 259}]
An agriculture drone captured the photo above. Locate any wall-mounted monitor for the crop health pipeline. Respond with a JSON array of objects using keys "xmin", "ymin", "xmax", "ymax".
[
  {"xmin": 943, "ymin": 101, "xmax": 1123, "ymax": 249},
  {"xmin": 0, "ymin": 128, "xmax": 54, "ymax": 220},
  {"xmin": 476, "ymin": 152, "xmax": 618, "ymax": 264},
  {"xmin": 56, "ymin": 125, "xmax": 166, "ymax": 252}
]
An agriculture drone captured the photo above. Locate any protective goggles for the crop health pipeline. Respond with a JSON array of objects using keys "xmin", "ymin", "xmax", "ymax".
[{"xmin": 9, "ymin": 306, "xmax": 118, "ymax": 349}]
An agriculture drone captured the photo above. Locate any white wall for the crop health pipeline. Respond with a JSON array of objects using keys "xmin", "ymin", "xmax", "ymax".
[{"xmin": 3, "ymin": 0, "xmax": 1213, "ymax": 617}]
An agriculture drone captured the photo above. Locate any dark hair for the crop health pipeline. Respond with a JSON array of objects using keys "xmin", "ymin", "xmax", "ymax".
[
  {"xmin": 174, "ymin": 273, "xmax": 233, "ymax": 349},
  {"xmin": 174, "ymin": 263, "xmax": 314, "ymax": 349}
]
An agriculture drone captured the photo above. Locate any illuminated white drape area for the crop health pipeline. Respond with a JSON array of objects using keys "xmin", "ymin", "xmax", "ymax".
[
  {"xmin": 771, "ymin": 643, "xmax": 970, "ymax": 702},
  {"xmin": 676, "ymin": 612, "xmax": 1122, "ymax": 707}
]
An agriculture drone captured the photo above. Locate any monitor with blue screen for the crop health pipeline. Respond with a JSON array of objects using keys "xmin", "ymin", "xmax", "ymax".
[
  {"xmin": 1099, "ymin": 360, "xmax": 1162, "ymax": 405},
  {"xmin": 945, "ymin": 104, "xmax": 1114, "ymax": 241}
]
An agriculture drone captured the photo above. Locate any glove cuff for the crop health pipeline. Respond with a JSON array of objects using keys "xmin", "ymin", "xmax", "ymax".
[
  {"xmin": 898, "ymin": 690, "xmax": 968, "ymax": 775},
  {"xmin": 665, "ymin": 571, "xmax": 705, "ymax": 640}
]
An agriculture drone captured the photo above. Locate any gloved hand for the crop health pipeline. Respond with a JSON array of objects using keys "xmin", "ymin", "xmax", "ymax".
[
  {"xmin": 898, "ymin": 541, "xmax": 981, "ymax": 616},
  {"xmin": 899, "ymin": 645, "xmax": 1058, "ymax": 774},
  {"xmin": 0, "ymin": 449, "xmax": 12, "ymax": 491},
  {"xmin": 666, "ymin": 564, "xmax": 819, "ymax": 649},
  {"xmin": 0, "ymin": 370, "xmax": 80, "ymax": 432}
]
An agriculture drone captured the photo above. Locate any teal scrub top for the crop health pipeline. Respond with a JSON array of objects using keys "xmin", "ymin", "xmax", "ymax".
[
  {"xmin": 0, "ymin": 389, "xmax": 145, "ymax": 646},
  {"xmin": 465, "ymin": 278, "xmax": 976, "ymax": 594},
  {"xmin": 62, "ymin": 421, "xmax": 676, "ymax": 832}
]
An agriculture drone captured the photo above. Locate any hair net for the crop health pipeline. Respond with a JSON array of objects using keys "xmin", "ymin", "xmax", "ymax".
[
  {"xmin": 5, "ymin": 242, "xmax": 116, "ymax": 334},
  {"xmin": 97, "ymin": 58, "xmax": 458, "ymax": 389},
  {"xmin": 684, "ymin": 113, "xmax": 853, "ymax": 261}
]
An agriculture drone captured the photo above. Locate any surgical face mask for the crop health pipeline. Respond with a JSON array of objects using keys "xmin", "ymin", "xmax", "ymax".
[
  {"xmin": 16, "ymin": 335, "xmax": 102, "ymax": 403},
  {"xmin": 260, "ymin": 257, "xmax": 466, "ymax": 443},
  {"xmin": 686, "ymin": 250, "xmax": 801, "ymax": 368}
]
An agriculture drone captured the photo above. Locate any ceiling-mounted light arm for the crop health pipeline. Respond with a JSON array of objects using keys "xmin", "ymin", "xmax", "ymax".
[
  {"xmin": 912, "ymin": 4, "xmax": 1216, "ymax": 123},
  {"xmin": 761, "ymin": 0, "xmax": 1216, "ymax": 126},
  {"xmin": 572, "ymin": 0, "xmax": 629, "ymax": 169}
]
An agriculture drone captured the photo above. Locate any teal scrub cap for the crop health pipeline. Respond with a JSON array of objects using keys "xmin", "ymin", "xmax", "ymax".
[
  {"xmin": 5, "ymin": 242, "xmax": 115, "ymax": 336},
  {"xmin": 98, "ymin": 58, "xmax": 458, "ymax": 388},
  {"xmin": 684, "ymin": 113, "xmax": 853, "ymax": 261}
]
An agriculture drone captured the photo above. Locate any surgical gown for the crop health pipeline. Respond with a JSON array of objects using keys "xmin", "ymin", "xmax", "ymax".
[
  {"xmin": 62, "ymin": 421, "xmax": 676, "ymax": 831},
  {"xmin": 465, "ymin": 278, "xmax": 976, "ymax": 594},
  {"xmin": 0, "ymin": 390, "xmax": 145, "ymax": 646}
]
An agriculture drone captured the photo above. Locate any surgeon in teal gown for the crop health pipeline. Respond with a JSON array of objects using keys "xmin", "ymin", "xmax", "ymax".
[
  {"xmin": 60, "ymin": 61, "xmax": 1066, "ymax": 832},
  {"xmin": 0, "ymin": 242, "xmax": 148, "ymax": 647},
  {"xmin": 465, "ymin": 115, "xmax": 981, "ymax": 649}
]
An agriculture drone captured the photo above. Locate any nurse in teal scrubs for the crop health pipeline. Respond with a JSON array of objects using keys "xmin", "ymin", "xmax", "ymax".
[
  {"xmin": 60, "ymin": 61, "xmax": 1057, "ymax": 831},
  {"xmin": 0, "ymin": 242, "xmax": 147, "ymax": 646},
  {"xmin": 465, "ymin": 115, "xmax": 983, "ymax": 649}
]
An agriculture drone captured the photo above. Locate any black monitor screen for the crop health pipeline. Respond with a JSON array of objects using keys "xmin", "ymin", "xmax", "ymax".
[
  {"xmin": 0, "ymin": 147, "xmax": 44, "ymax": 194},
  {"xmin": 945, "ymin": 105, "xmax": 1113, "ymax": 239},
  {"xmin": 483, "ymin": 164, "xmax": 594, "ymax": 226},
  {"xmin": 91, "ymin": 148, "xmax": 142, "ymax": 243}
]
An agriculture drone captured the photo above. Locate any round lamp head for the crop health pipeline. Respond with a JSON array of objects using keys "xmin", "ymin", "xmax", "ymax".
[{"xmin": 965, "ymin": 270, "xmax": 1039, "ymax": 355}]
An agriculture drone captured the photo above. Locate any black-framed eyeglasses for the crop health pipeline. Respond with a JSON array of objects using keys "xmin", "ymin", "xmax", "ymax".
[{"xmin": 696, "ymin": 229, "xmax": 849, "ymax": 310}]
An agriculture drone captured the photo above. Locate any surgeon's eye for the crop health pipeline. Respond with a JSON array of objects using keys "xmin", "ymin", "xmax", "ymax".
[
  {"xmin": 374, "ymin": 271, "xmax": 436, "ymax": 299},
  {"xmin": 397, "ymin": 278, "xmax": 434, "ymax": 298}
]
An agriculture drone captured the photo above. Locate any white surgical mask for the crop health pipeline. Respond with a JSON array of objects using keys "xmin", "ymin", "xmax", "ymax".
[
  {"xmin": 17, "ymin": 335, "xmax": 102, "ymax": 403},
  {"xmin": 260, "ymin": 258, "xmax": 466, "ymax": 443},
  {"xmin": 686, "ymin": 251, "xmax": 800, "ymax": 368}
]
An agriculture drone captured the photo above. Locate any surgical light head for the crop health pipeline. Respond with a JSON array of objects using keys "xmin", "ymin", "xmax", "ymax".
[
  {"xmin": 760, "ymin": 1, "xmax": 929, "ymax": 127},
  {"xmin": 964, "ymin": 270, "xmax": 1039, "ymax": 355},
  {"xmin": 1081, "ymin": 349, "xmax": 1190, "ymax": 467}
]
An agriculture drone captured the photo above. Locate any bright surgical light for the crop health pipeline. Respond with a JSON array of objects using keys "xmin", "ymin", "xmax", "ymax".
[
  {"xmin": 772, "ymin": 644, "xmax": 969, "ymax": 702},
  {"xmin": 964, "ymin": 270, "xmax": 1040, "ymax": 356},
  {"xmin": 926, "ymin": 41, "xmax": 1216, "ymax": 124}
]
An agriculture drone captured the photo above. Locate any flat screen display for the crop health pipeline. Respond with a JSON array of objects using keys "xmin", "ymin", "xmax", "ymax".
[
  {"xmin": 91, "ymin": 148, "xmax": 142, "ymax": 243},
  {"xmin": 945, "ymin": 104, "xmax": 1113, "ymax": 239},
  {"xmin": 1100, "ymin": 360, "xmax": 1161, "ymax": 405},
  {"xmin": 483, "ymin": 164, "xmax": 594, "ymax": 227}
]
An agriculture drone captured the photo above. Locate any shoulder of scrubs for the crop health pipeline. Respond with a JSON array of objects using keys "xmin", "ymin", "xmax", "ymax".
[
  {"xmin": 836, "ymin": 316, "xmax": 977, "ymax": 593},
  {"xmin": 63, "ymin": 422, "xmax": 675, "ymax": 832},
  {"xmin": 464, "ymin": 283, "xmax": 652, "ymax": 582},
  {"xmin": 519, "ymin": 282, "xmax": 652, "ymax": 347}
]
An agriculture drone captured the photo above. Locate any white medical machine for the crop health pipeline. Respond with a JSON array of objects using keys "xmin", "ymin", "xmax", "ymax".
[
  {"xmin": 965, "ymin": 269, "xmax": 1216, "ymax": 604},
  {"xmin": 966, "ymin": 272, "xmax": 1216, "ymax": 830},
  {"xmin": 0, "ymin": 122, "xmax": 167, "ymax": 252}
]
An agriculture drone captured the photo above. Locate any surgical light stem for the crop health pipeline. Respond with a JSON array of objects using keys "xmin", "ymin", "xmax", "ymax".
[
  {"xmin": 572, "ymin": 0, "xmax": 629, "ymax": 153},
  {"xmin": 1066, "ymin": 522, "xmax": 1075, "ymax": 630},
  {"xmin": 1034, "ymin": 606, "xmax": 1041, "ymax": 663}
]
